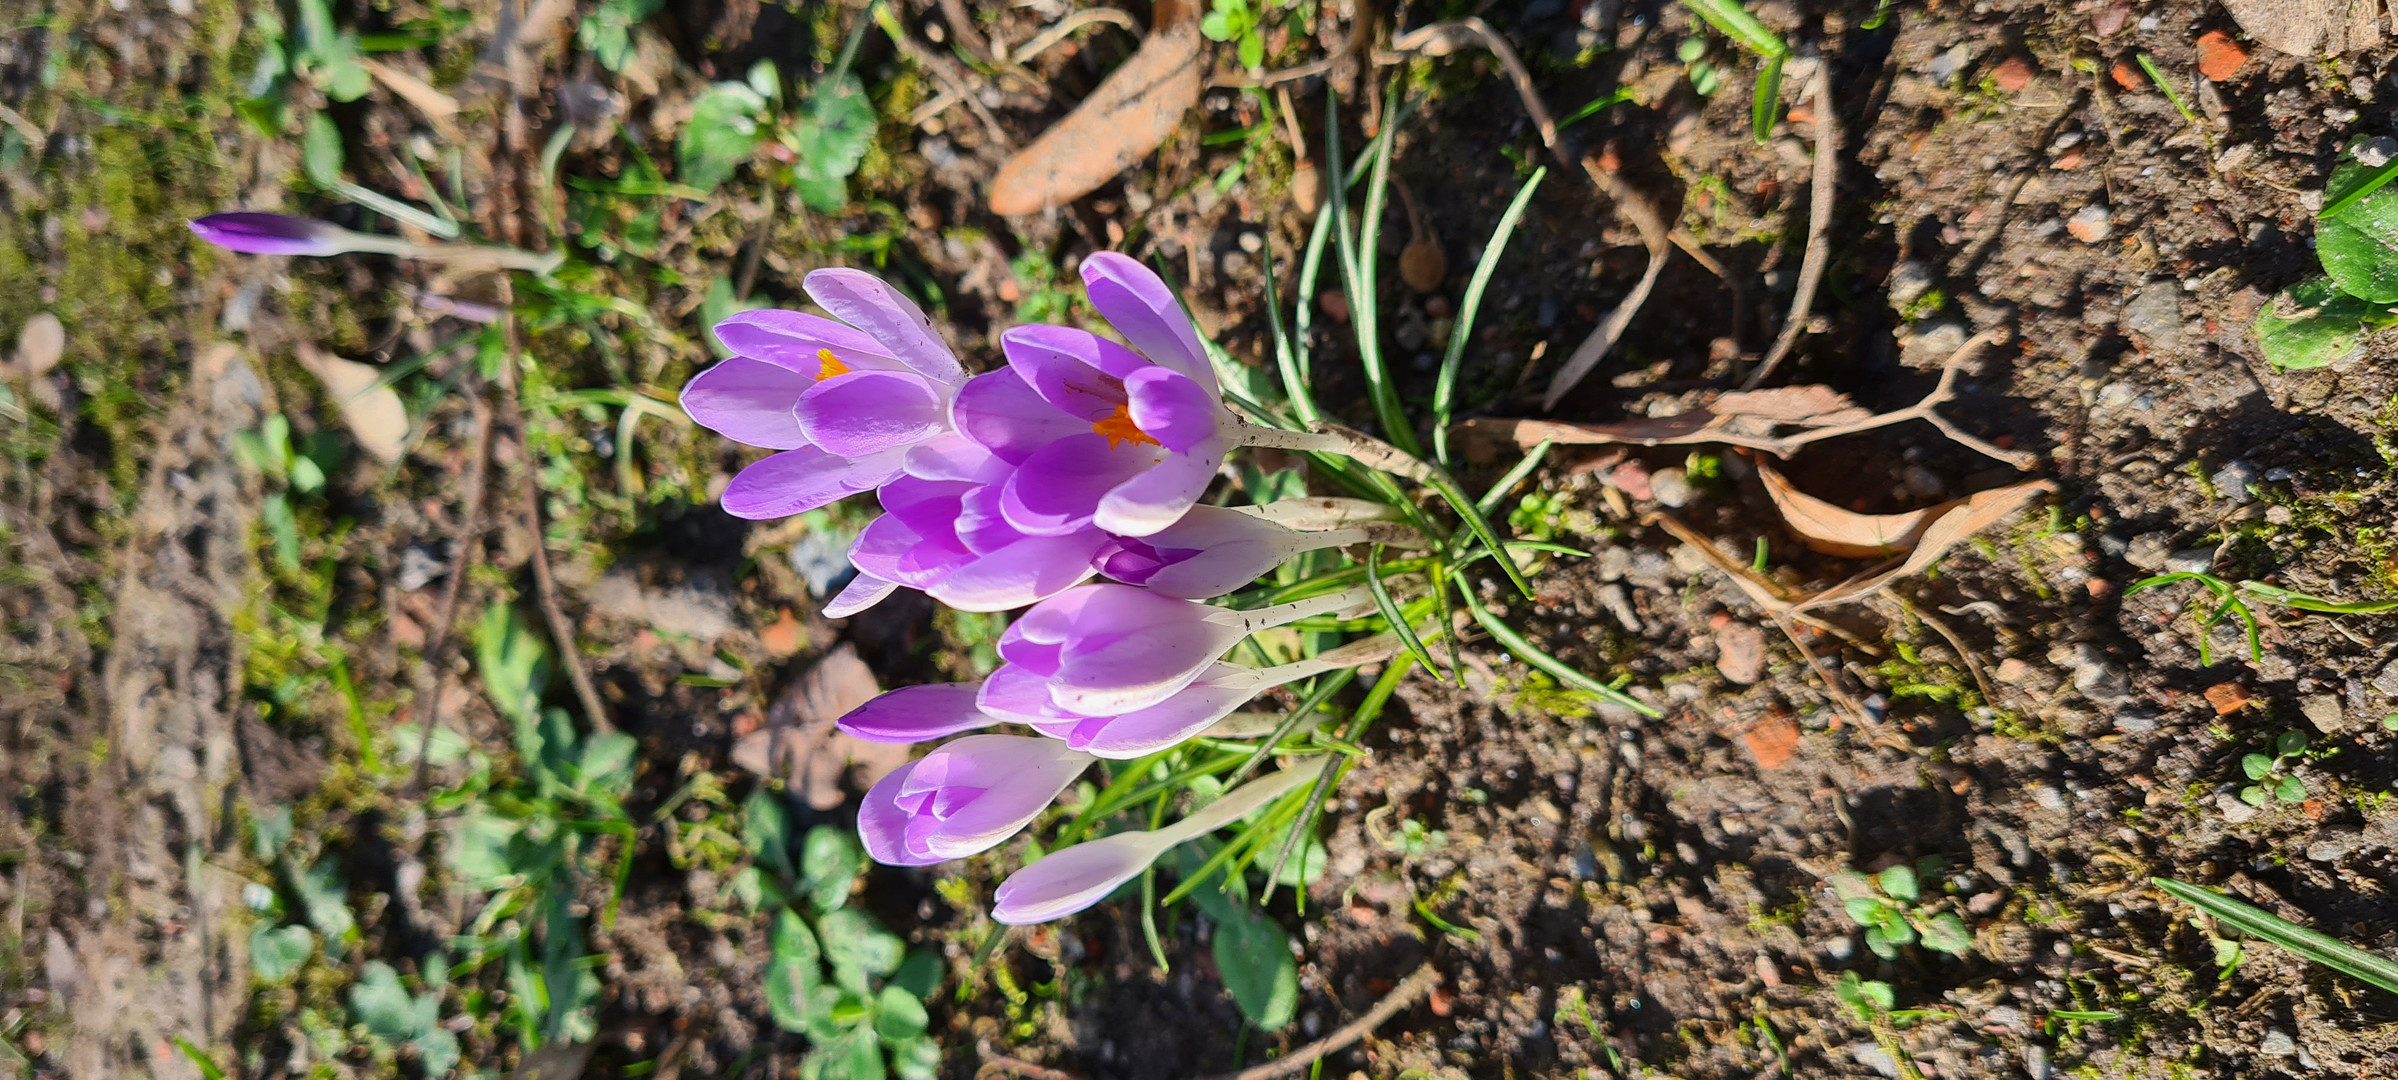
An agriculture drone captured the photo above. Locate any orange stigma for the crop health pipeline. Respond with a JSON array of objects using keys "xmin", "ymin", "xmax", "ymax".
[
  {"xmin": 815, "ymin": 348, "xmax": 851, "ymax": 380},
  {"xmin": 1091, "ymin": 404, "xmax": 1161, "ymax": 449}
]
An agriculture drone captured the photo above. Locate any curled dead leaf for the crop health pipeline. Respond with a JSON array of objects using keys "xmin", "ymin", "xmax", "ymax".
[
  {"xmin": 730, "ymin": 643, "xmax": 910, "ymax": 811},
  {"xmin": 1757, "ymin": 462, "xmax": 1951, "ymax": 559},
  {"xmin": 294, "ymin": 344, "xmax": 409, "ymax": 463},
  {"xmin": 987, "ymin": 20, "xmax": 1202, "ymax": 215},
  {"xmin": 1795, "ymin": 480, "xmax": 2054, "ymax": 612}
]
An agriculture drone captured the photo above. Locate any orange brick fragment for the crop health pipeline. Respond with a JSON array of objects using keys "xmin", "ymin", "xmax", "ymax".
[
  {"xmin": 2195, "ymin": 31, "xmax": 2248, "ymax": 82},
  {"xmin": 1743, "ymin": 714, "xmax": 1801, "ymax": 770},
  {"xmin": 2204, "ymin": 681, "xmax": 2252, "ymax": 715}
]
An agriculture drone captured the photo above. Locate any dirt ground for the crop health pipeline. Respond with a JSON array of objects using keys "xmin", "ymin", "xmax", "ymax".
[{"xmin": 8, "ymin": 0, "xmax": 2398, "ymax": 1078}]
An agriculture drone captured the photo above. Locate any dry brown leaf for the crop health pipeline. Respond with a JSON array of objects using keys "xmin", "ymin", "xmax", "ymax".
[
  {"xmin": 2221, "ymin": 0, "xmax": 2380, "ymax": 56},
  {"xmin": 1709, "ymin": 385, "xmax": 1872, "ymax": 428},
  {"xmin": 987, "ymin": 20, "xmax": 1202, "ymax": 214},
  {"xmin": 1757, "ymin": 462, "xmax": 1952, "ymax": 559},
  {"xmin": 730, "ymin": 643, "xmax": 910, "ymax": 810},
  {"xmin": 1795, "ymin": 480, "xmax": 2054, "ymax": 612},
  {"xmin": 363, "ymin": 59, "xmax": 461, "ymax": 126},
  {"xmin": 294, "ymin": 344, "xmax": 408, "ymax": 463}
]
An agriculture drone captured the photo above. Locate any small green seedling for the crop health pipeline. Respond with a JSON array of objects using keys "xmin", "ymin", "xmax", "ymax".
[
  {"xmin": 2238, "ymin": 730, "xmax": 2310, "ymax": 808},
  {"xmin": 2126, "ymin": 571, "xmax": 2398, "ymax": 665},
  {"xmin": 2254, "ymin": 138, "xmax": 2398, "ymax": 370},
  {"xmin": 234, "ymin": 414, "xmax": 342, "ymax": 571},
  {"xmin": 1828, "ymin": 858, "xmax": 1974, "ymax": 960},
  {"xmin": 349, "ymin": 961, "xmax": 462, "ymax": 1079},
  {"xmin": 578, "ymin": 0, "xmax": 663, "ymax": 73},
  {"xmin": 1200, "ymin": 0, "xmax": 1268, "ymax": 70},
  {"xmin": 2155, "ymin": 877, "xmax": 2398, "ymax": 995},
  {"xmin": 1678, "ymin": 0, "xmax": 1790, "ymax": 142},
  {"xmin": 679, "ymin": 19, "xmax": 877, "ymax": 207}
]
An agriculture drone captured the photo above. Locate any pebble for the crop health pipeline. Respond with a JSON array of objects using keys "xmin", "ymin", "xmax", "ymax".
[
  {"xmin": 13, "ymin": 312, "xmax": 63, "ymax": 377},
  {"xmin": 2306, "ymin": 827, "xmax": 2365, "ymax": 863},
  {"xmin": 2301, "ymin": 694, "xmax": 2348, "ymax": 735},
  {"xmin": 1851, "ymin": 1044, "xmax": 1902, "ymax": 1079},
  {"xmin": 2124, "ymin": 532, "xmax": 2172, "ymax": 571},
  {"xmin": 2211, "ymin": 460, "xmax": 2260, "ymax": 504},
  {"xmin": 2023, "ymin": 1043, "xmax": 2054, "ymax": 1080},
  {"xmin": 2372, "ymin": 659, "xmax": 2398, "ymax": 698},
  {"xmin": 2121, "ymin": 282, "xmax": 2185, "ymax": 350},
  {"xmin": 1887, "ymin": 259, "xmax": 1936, "ymax": 311},
  {"xmin": 2049, "ymin": 642, "xmax": 2131, "ymax": 705},
  {"xmin": 1926, "ymin": 43, "xmax": 1973, "ymax": 83},
  {"xmin": 1715, "ymin": 622, "xmax": 1768, "ymax": 684},
  {"xmin": 1237, "ymin": 231, "xmax": 1263, "ymax": 253},
  {"xmin": 2260, "ymin": 1030, "xmax": 2297, "ymax": 1058},
  {"xmin": 2094, "ymin": 5, "xmax": 2130, "ymax": 35},
  {"xmin": 2357, "ymin": 136, "xmax": 2398, "ymax": 169},
  {"xmin": 2164, "ymin": 548, "xmax": 2215, "ymax": 574},
  {"xmin": 2032, "ymin": 785, "xmax": 2068, "ymax": 811},
  {"xmin": 397, "ymin": 544, "xmax": 448, "ymax": 592},
  {"xmin": 2217, "ymin": 792, "xmax": 2261, "ymax": 824},
  {"xmin": 2114, "ymin": 710, "xmax": 2159, "ymax": 734},
  {"xmin": 1649, "ymin": 467, "xmax": 1694, "ymax": 508},
  {"xmin": 2194, "ymin": 31, "xmax": 2247, "ymax": 82},
  {"xmin": 2066, "ymin": 205, "xmax": 2112, "ymax": 243},
  {"xmin": 1901, "ymin": 320, "xmax": 1969, "ymax": 367}
]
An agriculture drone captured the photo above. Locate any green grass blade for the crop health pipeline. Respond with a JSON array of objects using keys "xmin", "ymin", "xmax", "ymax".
[
  {"xmin": 1260, "ymin": 222, "xmax": 1321, "ymax": 426},
  {"xmin": 1367, "ymin": 545, "xmax": 1440, "ymax": 676},
  {"xmin": 1436, "ymin": 166, "xmax": 1546, "ymax": 465},
  {"xmin": 1680, "ymin": 0, "xmax": 1788, "ymax": 58},
  {"xmin": 2238, "ymin": 580, "xmax": 2398, "ymax": 615},
  {"xmin": 1293, "ymin": 199, "xmax": 1337, "ymax": 390},
  {"xmin": 2153, "ymin": 877, "xmax": 2398, "ymax": 995},
  {"xmin": 2323, "ymin": 151, "xmax": 2398, "ymax": 220},
  {"xmin": 1427, "ymin": 469, "xmax": 1534, "ymax": 599},
  {"xmin": 1475, "ymin": 439, "xmax": 1554, "ymax": 516},
  {"xmin": 1351, "ymin": 85, "xmax": 1426, "ymax": 459},
  {"xmin": 1751, "ymin": 50, "xmax": 1785, "ymax": 143},
  {"xmin": 1228, "ymin": 668, "xmax": 1357, "ymax": 786},
  {"xmin": 1461, "ymin": 588, "xmax": 1657, "ymax": 716},
  {"xmin": 1429, "ymin": 562, "xmax": 1464, "ymax": 685}
]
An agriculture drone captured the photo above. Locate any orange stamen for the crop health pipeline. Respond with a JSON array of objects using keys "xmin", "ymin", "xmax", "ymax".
[
  {"xmin": 1092, "ymin": 404, "xmax": 1161, "ymax": 449},
  {"xmin": 815, "ymin": 348, "xmax": 851, "ymax": 380}
]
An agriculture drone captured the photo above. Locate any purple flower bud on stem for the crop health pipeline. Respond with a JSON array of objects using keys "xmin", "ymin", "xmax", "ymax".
[
  {"xmin": 990, "ymin": 762, "xmax": 1324, "ymax": 924},
  {"xmin": 187, "ymin": 212, "xmax": 359, "ymax": 256},
  {"xmin": 856, "ymin": 734, "xmax": 1092, "ymax": 866}
]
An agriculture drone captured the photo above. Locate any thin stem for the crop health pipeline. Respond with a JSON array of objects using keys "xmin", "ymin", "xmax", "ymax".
[
  {"xmin": 1216, "ymin": 586, "xmax": 1373, "ymax": 632},
  {"xmin": 1154, "ymin": 763, "xmax": 1323, "ymax": 846}
]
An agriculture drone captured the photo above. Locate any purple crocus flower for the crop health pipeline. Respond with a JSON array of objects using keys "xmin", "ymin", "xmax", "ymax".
[
  {"xmin": 856, "ymin": 734, "xmax": 1092, "ymax": 866},
  {"xmin": 1091, "ymin": 504, "xmax": 1397, "ymax": 599},
  {"xmin": 680, "ymin": 269, "xmax": 968, "ymax": 522},
  {"xmin": 832, "ymin": 437, "xmax": 1112, "ymax": 616},
  {"xmin": 954, "ymin": 252, "xmax": 1230, "ymax": 539},
  {"xmin": 984, "ymin": 582, "xmax": 1371, "ymax": 718},
  {"xmin": 189, "ymin": 212, "xmax": 354, "ymax": 255},
  {"xmin": 990, "ymin": 762, "xmax": 1321, "ymax": 924}
]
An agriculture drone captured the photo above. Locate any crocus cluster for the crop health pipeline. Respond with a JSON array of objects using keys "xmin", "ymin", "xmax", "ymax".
[{"xmin": 682, "ymin": 253, "xmax": 1394, "ymax": 923}]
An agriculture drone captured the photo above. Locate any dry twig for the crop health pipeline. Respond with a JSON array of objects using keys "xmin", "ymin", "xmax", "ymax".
[
  {"xmin": 1744, "ymin": 63, "xmax": 1836, "ymax": 390},
  {"xmin": 409, "ymin": 386, "xmax": 495, "ymax": 794},
  {"xmin": 1193, "ymin": 964, "xmax": 1442, "ymax": 1080}
]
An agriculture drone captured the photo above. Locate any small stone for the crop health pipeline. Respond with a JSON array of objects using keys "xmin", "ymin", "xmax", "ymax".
[
  {"xmin": 2066, "ymin": 205, "xmax": 2112, "ymax": 243},
  {"xmin": 1887, "ymin": 259, "xmax": 1936, "ymax": 311},
  {"xmin": 2260, "ymin": 1030, "xmax": 2297, "ymax": 1058},
  {"xmin": 2121, "ymin": 282, "xmax": 2185, "ymax": 349},
  {"xmin": 2217, "ymin": 792, "xmax": 2262, "ymax": 824},
  {"xmin": 1987, "ymin": 1004, "xmax": 2029, "ymax": 1031},
  {"xmin": 1991, "ymin": 56, "xmax": 2036, "ymax": 93},
  {"xmin": 2306, "ymin": 827, "xmax": 2365, "ymax": 863},
  {"xmin": 2114, "ymin": 710, "xmax": 2159, "ymax": 734},
  {"xmin": 2093, "ymin": 5, "xmax": 2131, "ymax": 36},
  {"xmin": 396, "ymin": 544, "xmax": 448, "ymax": 592},
  {"xmin": 2302, "ymin": 694, "xmax": 2349, "ymax": 734},
  {"xmin": 2164, "ymin": 548, "xmax": 2215, "ymax": 574},
  {"xmin": 13, "ymin": 312, "xmax": 63, "ymax": 377},
  {"xmin": 2357, "ymin": 137, "xmax": 2398, "ymax": 169},
  {"xmin": 2373, "ymin": 659, "xmax": 2398, "ymax": 698},
  {"xmin": 1994, "ymin": 657, "xmax": 2037, "ymax": 685},
  {"xmin": 2032, "ymin": 785, "xmax": 2067, "ymax": 811},
  {"xmin": 2110, "ymin": 59, "xmax": 2142, "ymax": 91},
  {"xmin": 1926, "ymin": 43, "xmax": 1973, "ymax": 83},
  {"xmin": 1649, "ymin": 466, "xmax": 1694, "ymax": 508},
  {"xmin": 1901, "ymin": 320, "xmax": 1969, "ymax": 368},
  {"xmin": 1900, "ymin": 464, "xmax": 1946, "ymax": 500},
  {"xmin": 1851, "ymin": 1043, "xmax": 1902, "ymax": 1079},
  {"xmin": 2194, "ymin": 31, "xmax": 2247, "ymax": 82},
  {"xmin": 2124, "ymin": 533, "xmax": 2172, "ymax": 571},
  {"xmin": 1715, "ymin": 622, "xmax": 1768, "ymax": 684},
  {"xmin": 2023, "ymin": 1043, "xmax": 2054, "ymax": 1080},
  {"xmin": 1318, "ymin": 289, "xmax": 1351, "ymax": 324},
  {"xmin": 2211, "ymin": 460, "xmax": 2259, "ymax": 504},
  {"xmin": 1237, "ymin": 231, "xmax": 1264, "ymax": 253}
]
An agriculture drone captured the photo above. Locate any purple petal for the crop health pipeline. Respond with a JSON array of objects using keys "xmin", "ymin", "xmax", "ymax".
[
  {"xmin": 823, "ymin": 573, "xmax": 898, "ymax": 618},
  {"xmin": 1095, "ymin": 439, "xmax": 1226, "ymax": 537},
  {"xmin": 1069, "ymin": 673, "xmax": 1257, "ymax": 757},
  {"xmin": 837, "ymin": 684, "xmax": 1000, "ymax": 743},
  {"xmin": 1002, "ymin": 433, "xmax": 1163, "ymax": 536},
  {"xmin": 927, "ymin": 530, "xmax": 1110, "ymax": 612},
  {"xmin": 859, "ymin": 760, "xmax": 944, "ymax": 867},
  {"xmin": 977, "ymin": 663, "xmax": 1076, "ymax": 724},
  {"xmin": 720, "ymin": 447, "xmax": 905, "ymax": 520},
  {"xmin": 804, "ymin": 268, "xmax": 967, "ymax": 387},
  {"xmin": 999, "ymin": 325, "xmax": 1143, "ymax": 421},
  {"xmin": 900, "ymin": 736, "xmax": 1091, "ymax": 860},
  {"xmin": 955, "ymin": 485, "xmax": 1022, "ymax": 555},
  {"xmin": 905, "ymin": 435, "xmax": 1013, "ymax": 484},
  {"xmin": 189, "ymin": 212, "xmax": 348, "ymax": 256},
  {"xmin": 1122, "ymin": 367, "xmax": 1223, "ymax": 452},
  {"xmin": 1053, "ymin": 619, "xmax": 1242, "ymax": 715},
  {"xmin": 1081, "ymin": 252, "xmax": 1216, "ymax": 389},
  {"xmin": 954, "ymin": 370, "xmax": 1088, "ymax": 466},
  {"xmin": 713, "ymin": 309, "xmax": 902, "ymax": 374},
  {"xmin": 849, "ymin": 510, "xmax": 972, "ymax": 590},
  {"xmin": 1105, "ymin": 507, "xmax": 1293, "ymax": 597},
  {"xmin": 796, "ymin": 370, "xmax": 947, "ymax": 458},
  {"xmin": 680, "ymin": 357, "xmax": 813, "ymax": 450},
  {"xmin": 991, "ymin": 832, "xmax": 1159, "ymax": 924}
]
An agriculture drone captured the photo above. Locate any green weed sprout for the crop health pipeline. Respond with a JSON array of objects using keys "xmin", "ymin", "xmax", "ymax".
[
  {"xmin": 1200, "ymin": 0, "xmax": 1269, "ymax": 70},
  {"xmin": 2125, "ymin": 571, "xmax": 2398, "ymax": 665},
  {"xmin": 2253, "ymin": 136, "xmax": 2398, "ymax": 370},
  {"xmin": 2154, "ymin": 877, "xmax": 2398, "ymax": 995},
  {"xmin": 1828, "ymin": 859, "xmax": 1974, "ymax": 960},
  {"xmin": 1678, "ymin": 0, "xmax": 1790, "ymax": 142},
  {"xmin": 2238, "ymin": 730, "xmax": 2311, "ymax": 808}
]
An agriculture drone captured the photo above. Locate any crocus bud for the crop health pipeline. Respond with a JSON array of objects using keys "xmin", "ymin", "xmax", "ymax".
[
  {"xmin": 995, "ymin": 583, "xmax": 1371, "ymax": 717},
  {"xmin": 188, "ymin": 212, "xmax": 359, "ymax": 256},
  {"xmin": 1093, "ymin": 504, "xmax": 1412, "ymax": 599},
  {"xmin": 991, "ymin": 762, "xmax": 1322, "ymax": 924},
  {"xmin": 857, "ymin": 735, "xmax": 1091, "ymax": 866}
]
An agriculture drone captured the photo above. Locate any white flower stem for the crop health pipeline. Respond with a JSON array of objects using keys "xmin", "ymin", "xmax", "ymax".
[
  {"xmin": 1154, "ymin": 761, "xmax": 1325, "ymax": 846},
  {"xmin": 1217, "ymin": 585, "xmax": 1373, "ymax": 632},
  {"xmin": 1231, "ymin": 422, "xmax": 1434, "ymax": 483}
]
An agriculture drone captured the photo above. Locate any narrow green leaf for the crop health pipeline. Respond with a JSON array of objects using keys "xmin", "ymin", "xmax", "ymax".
[
  {"xmin": 1474, "ymin": 440, "xmax": 1555, "ymax": 516},
  {"xmin": 1461, "ymin": 588, "xmax": 1657, "ymax": 716},
  {"xmin": 1679, "ymin": 0, "xmax": 1789, "ymax": 57},
  {"xmin": 1436, "ymin": 166, "xmax": 1546, "ymax": 465},
  {"xmin": 1751, "ymin": 51, "xmax": 1785, "ymax": 143},
  {"xmin": 1367, "ymin": 545, "xmax": 1439, "ymax": 676},
  {"xmin": 2154, "ymin": 877, "xmax": 2398, "ymax": 994}
]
